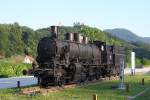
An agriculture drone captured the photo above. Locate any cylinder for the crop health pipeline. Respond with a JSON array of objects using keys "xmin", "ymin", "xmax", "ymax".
[
  {"xmin": 65, "ymin": 33, "xmax": 74, "ymax": 41},
  {"xmin": 74, "ymin": 33, "xmax": 79, "ymax": 42},
  {"xmin": 83, "ymin": 36, "xmax": 88, "ymax": 44},
  {"xmin": 79, "ymin": 34, "xmax": 83, "ymax": 43},
  {"xmin": 51, "ymin": 26, "xmax": 58, "ymax": 38}
]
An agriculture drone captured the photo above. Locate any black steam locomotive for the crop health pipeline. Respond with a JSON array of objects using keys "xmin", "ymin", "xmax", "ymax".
[{"xmin": 30, "ymin": 26, "xmax": 124, "ymax": 87}]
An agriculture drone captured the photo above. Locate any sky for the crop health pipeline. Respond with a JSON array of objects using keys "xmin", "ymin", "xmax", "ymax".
[{"xmin": 0, "ymin": 0, "xmax": 150, "ymax": 37}]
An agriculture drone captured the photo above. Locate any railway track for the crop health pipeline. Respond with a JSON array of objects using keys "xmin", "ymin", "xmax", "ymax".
[{"xmin": 21, "ymin": 76, "xmax": 118, "ymax": 95}]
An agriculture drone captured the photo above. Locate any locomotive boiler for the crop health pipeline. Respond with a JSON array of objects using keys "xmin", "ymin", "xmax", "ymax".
[{"xmin": 29, "ymin": 26, "xmax": 125, "ymax": 87}]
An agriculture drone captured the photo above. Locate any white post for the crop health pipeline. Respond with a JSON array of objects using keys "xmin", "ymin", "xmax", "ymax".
[{"xmin": 131, "ymin": 52, "xmax": 135, "ymax": 75}]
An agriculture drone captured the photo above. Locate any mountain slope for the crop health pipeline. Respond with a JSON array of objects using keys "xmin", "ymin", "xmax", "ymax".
[
  {"xmin": 104, "ymin": 28, "xmax": 150, "ymax": 44},
  {"xmin": 141, "ymin": 37, "xmax": 150, "ymax": 44}
]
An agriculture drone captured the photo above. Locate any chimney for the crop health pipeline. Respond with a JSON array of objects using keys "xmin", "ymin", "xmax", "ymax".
[{"xmin": 51, "ymin": 26, "xmax": 58, "ymax": 38}]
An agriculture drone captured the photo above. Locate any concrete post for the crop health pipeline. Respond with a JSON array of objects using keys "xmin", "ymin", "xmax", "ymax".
[{"xmin": 131, "ymin": 52, "xmax": 135, "ymax": 75}]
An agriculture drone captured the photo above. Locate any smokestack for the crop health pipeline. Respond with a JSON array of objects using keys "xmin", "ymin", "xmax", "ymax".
[{"xmin": 51, "ymin": 26, "xmax": 58, "ymax": 38}]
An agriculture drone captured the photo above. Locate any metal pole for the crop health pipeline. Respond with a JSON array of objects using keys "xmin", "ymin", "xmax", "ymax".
[{"xmin": 17, "ymin": 81, "xmax": 20, "ymax": 88}]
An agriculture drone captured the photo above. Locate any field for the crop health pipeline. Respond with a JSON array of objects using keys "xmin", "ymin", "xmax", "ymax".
[{"xmin": 0, "ymin": 74, "xmax": 149, "ymax": 100}]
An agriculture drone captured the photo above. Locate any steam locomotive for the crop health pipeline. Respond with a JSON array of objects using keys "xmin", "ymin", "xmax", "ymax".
[{"xmin": 29, "ymin": 26, "xmax": 124, "ymax": 87}]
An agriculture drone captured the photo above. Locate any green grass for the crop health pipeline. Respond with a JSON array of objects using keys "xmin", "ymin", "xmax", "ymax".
[
  {"xmin": 144, "ymin": 65, "xmax": 150, "ymax": 67},
  {"xmin": 0, "ymin": 74, "xmax": 150, "ymax": 100},
  {"xmin": 135, "ymin": 88, "xmax": 150, "ymax": 100},
  {"xmin": 143, "ymin": 59, "xmax": 150, "ymax": 67}
]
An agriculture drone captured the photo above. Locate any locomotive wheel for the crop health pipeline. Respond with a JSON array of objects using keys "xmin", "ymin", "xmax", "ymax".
[
  {"xmin": 88, "ymin": 75, "xmax": 93, "ymax": 81},
  {"xmin": 41, "ymin": 78, "xmax": 48, "ymax": 87},
  {"xmin": 96, "ymin": 70, "xmax": 101, "ymax": 80},
  {"xmin": 37, "ymin": 77, "xmax": 42, "ymax": 85},
  {"xmin": 58, "ymin": 77, "xmax": 65, "ymax": 86},
  {"xmin": 82, "ymin": 77, "xmax": 88, "ymax": 83},
  {"xmin": 96, "ymin": 74, "xmax": 100, "ymax": 80}
]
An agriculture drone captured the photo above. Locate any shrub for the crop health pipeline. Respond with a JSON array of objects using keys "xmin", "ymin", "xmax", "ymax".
[
  {"xmin": 143, "ymin": 59, "xmax": 150, "ymax": 66},
  {"xmin": 0, "ymin": 62, "xmax": 31, "ymax": 77}
]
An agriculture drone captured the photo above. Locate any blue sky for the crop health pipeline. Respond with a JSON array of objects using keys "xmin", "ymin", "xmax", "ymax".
[{"xmin": 0, "ymin": 0, "xmax": 150, "ymax": 37}]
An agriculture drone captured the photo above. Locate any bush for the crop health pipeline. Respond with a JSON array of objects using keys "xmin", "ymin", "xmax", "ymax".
[
  {"xmin": 136, "ymin": 58, "xmax": 142, "ymax": 65},
  {"xmin": 0, "ymin": 62, "xmax": 31, "ymax": 77},
  {"xmin": 143, "ymin": 59, "xmax": 150, "ymax": 66}
]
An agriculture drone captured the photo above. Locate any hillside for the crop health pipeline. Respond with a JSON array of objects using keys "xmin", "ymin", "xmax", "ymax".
[
  {"xmin": 104, "ymin": 28, "xmax": 150, "ymax": 44},
  {"xmin": 141, "ymin": 37, "xmax": 150, "ymax": 44}
]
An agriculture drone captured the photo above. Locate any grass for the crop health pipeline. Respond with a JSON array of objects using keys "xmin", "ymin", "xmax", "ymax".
[
  {"xmin": 0, "ymin": 74, "xmax": 150, "ymax": 100},
  {"xmin": 144, "ymin": 65, "xmax": 150, "ymax": 67},
  {"xmin": 135, "ymin": 88, "xmax": 150, "ymax": 100}
]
